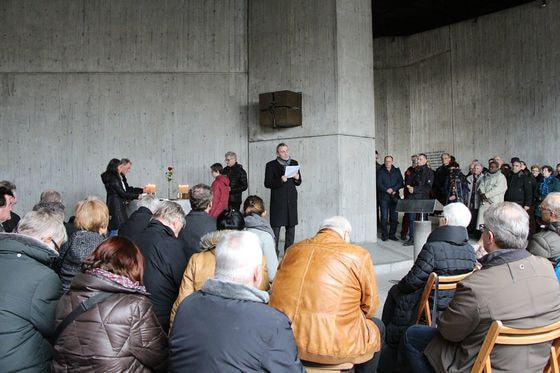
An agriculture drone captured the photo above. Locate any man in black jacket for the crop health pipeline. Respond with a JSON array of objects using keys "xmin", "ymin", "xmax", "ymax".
[
  {"xmin": 264, "ymin": 143, "xmax": 302, "ymax": 257},
  {"xmin": 0, "ymin": 180, "xmax": 19, "ymax": 232},
  {"xmin": 180, "ymin": 184, "xmax": 216, "ymax": 254},
  {"xmin": 119, "ymin": 194, "xmax": 160, "ymax": 247},
  {"xmin": 377, "ymin": 155, "xmax": 403, "ymax": 241},
  {"xmin": 169, "ymin": 231, "xmax": 305, "ymax": 372},
  {"xmin": 139, "ymin": 201, "xmax": 187, "ymax": 333},
  {"xmin": 504, "ymin": 160, "xmax": 532, "ymax": 211},
  {"xmin": 221, "ymin": 151, "xmax": 248, "ymax": 211},
  {"xmin": 433, "ymin": 153, "xmax": 451, "ymax": 205},
  {"xmin": 404, "ymin": 153, "xmax": 434, "ymax": 246}
]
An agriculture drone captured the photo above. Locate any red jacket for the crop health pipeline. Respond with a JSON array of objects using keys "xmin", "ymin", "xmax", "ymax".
[{"xmin": 209, "ymin": 175, "xmax": 230, "ymax": 217}]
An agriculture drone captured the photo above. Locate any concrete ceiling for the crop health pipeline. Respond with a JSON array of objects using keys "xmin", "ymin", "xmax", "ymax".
[{"xmin": 372, "ymin": 0, "xmax": 537, "ymax": 37}]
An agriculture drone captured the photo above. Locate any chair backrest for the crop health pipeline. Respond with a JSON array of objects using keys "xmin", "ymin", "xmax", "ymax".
[
  {"xmin": 471, "ymin": 319, "xmax": 560, "ymax": 373},
  {"xmin": 415, "ymin": 270, "xmax": 475, "ymax": 326}
]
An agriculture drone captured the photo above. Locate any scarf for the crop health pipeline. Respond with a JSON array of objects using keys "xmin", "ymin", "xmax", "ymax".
[
  {"xmin": 276, "ymin": 157, "xmax": 292, "ymax": 166},
  {"xmin": 540, "ymin": 176, "xmax": 553, "ymax": 198},
  {"xmin": 202, "ymin": 278, "xmax": 269, "ymax": 303},
  {"xmin": 88, "ymin": 268, "xmax": 146, "ymax": 292}
]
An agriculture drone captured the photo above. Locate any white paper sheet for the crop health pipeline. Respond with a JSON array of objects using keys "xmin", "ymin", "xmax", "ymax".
[{"xmin": 284, "ymin": 165, "xmax": 300, "ymax": 178}]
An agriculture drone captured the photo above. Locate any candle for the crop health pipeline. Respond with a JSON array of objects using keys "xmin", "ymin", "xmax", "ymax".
[
  {"xmin": 178, "ymin": 184, "xmax": 189, "ymax": 199},
  {"xmin": 144, "ymin": 184, "xmax": 156, "ymax": 194}
]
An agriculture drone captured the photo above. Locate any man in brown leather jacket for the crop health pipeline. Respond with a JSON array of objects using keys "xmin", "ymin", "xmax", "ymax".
[{"xmin": 269, "ymin": 216, "xmax": 384, "ymax": 372}]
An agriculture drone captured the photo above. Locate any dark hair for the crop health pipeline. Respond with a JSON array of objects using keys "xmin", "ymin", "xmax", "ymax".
[
  {"xmin": 543, "ymin": 165, "xmax": 554, "ymax": 174},
  {"xmin": 276, "ymin": 142, "xmax": 288, "ymax": 151},
  {"xmin": 105, "ymin": 158, "xmax": 121, "ymax": 173},
  {"xmin": 211, "ymin": 163, "xmax": 223, "ymax": 173},
  {"xmin": 511, "ymin": 157, "xmax": 520, "ymax": 164},
  {"xmin": 384, "ymin": 155, "xmax": 393, "ymax": 161},
  {"xmin": 217, "ymin": 208, "xmax": 245, "ymax": 230},
  {"xmin": 82, "ymin": 237, "xmax": 144, "ymax": 284},
  {"xmin": 417, "ymin": 153, "xmax": 427, "ymax": 159},
  {"xmin": 0, "ymin": 180, "xmax": 16, "ymax": 191},
  {"xmin": 243, "ymin": 195, "xmax": 265, "ymax": 216},
  {"xmin": 0, "ymin": 187, "xmax": 13, "ymax": 208}
]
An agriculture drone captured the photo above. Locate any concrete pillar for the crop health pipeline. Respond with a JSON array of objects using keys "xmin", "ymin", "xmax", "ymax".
[{"xmin": 248, "ymin": 0, "xmax": 376, "ymax": 241}]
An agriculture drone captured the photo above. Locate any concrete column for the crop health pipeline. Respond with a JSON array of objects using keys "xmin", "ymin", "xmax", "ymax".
[{"xmin": 248, "ymin": 0, "xmax": 376, "ymax": 241}]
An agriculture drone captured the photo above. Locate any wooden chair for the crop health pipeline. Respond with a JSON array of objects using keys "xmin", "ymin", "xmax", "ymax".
[
  {"xmin": 415, "ymin": 270, "xmax": 475, "ymax": 326},
  {"xmin": 302, "ymin": 361, "xmax": 354, "ymax": 372},
  {"xmin": 471, "ymin": 319, "xmax": 560, "ymax": 373}
]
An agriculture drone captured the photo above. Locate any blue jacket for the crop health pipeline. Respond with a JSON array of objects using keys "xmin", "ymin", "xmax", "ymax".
[{"xmin": 377, "ymin": 166, "xmax": 404, "ymax": 201}]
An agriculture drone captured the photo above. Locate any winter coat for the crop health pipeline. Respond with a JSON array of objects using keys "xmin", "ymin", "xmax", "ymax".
[
  {"xmin": 209, "ymin": 175, "xmax": 230, "ymax": 218},
  {"xmin": 527, "ymin": 221, "xmax": 560, "ymax": 261},
  {"xmin": 121, "ymin": 173, "xmax": 144, "ymax": 194},
  {"xmin": 58, "ymin": 230, "xmax": 105, "ymax": 292},
  {"xmin": 425, "ymin": 249, "xmax": 560, "ymax": 373},
  {"xmin": 270, "ymin": 229, "xmax": 380, "ymax": 365},
  {"xmin": 118, "ymin": 206, "xmax": 153, "ymax": 247},
  {"xmin": 535, "ymin": 177, "xmax": 560, "ymax": 217},
  {"xmin": 101, "ymin": 171, "xmax": 139, "ymax": 230},
  {"xmin": 140, "ymin": 220, "xmax": 188, "ymax": 333},
  {"xmin": 220, "ymin": 163, "xmax": 248, "ymax": 207},
  {"xmin": 52, "ymin": 272, "xmax": 168, "ymax": 372},
  {"xmin": 466, "ymin": 173, "xmax": 483, "ymax": 210},
  {"xmin": 0, "ymin": 233, "xmax": 63, "ymax": 373},
  {"xmin": 382, "ymin": 225, "xmax": 477, "ymax": 348},
  {"xmin": 377, "ymin": 166, "xmax": 403, "ymax": 201},
  {"xmin": 408, "ymin": 165, "xmax": 434, "ymax": 199},
  {"xmin": 476, "ymin": 171, "xmax": 507, "ymax": 227},
  {"xmin": 244, "ymin": 213, "xmax": 279, "ymax": 280},
  {"xmin": 505, "ymin": 171, "xmax": 533, "ymax": 207},
  {"xmin": 169, "ymin": 230, "xmax": 270, "ymax": 324},
  {"xmin": 264, "ymin": 158, "xmax": 302, "ymax": 227},
  {"xmin": 433, "ymin": 164, "xmax": 451, "ymax": 204},
  {"xmin": 179, "ymin": 210, "xmax": 216, "ymax": 255},
  {"xmin": 169, "ymin": 278, "xmax": 305, "ymax": 373}
]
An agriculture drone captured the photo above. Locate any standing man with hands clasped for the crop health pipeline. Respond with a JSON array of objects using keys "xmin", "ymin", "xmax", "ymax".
[{"xmin": 265, "ymin": 143, "xmax": 302, "ymax": 257}]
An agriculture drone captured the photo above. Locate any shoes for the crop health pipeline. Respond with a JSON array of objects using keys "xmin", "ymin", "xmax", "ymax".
[
  {"xmin": 388, "ymin": 235, "xmax": 399, "ymax": 241},
  {"xmin": 400, "ymin": 234, "xmax": 407, "ymax": 240},
  {"xmin": 381, "ymin": 236, "xmax": 388, "ymax": 241},
  {"xmin": 403, "ymin": 239, "xmax": 414, "ymax": 246}
]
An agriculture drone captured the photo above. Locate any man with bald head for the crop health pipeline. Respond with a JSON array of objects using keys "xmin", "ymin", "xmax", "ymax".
[{"xmin": 270, "ymin": 216, "xmax": 384, "ymax": 372}]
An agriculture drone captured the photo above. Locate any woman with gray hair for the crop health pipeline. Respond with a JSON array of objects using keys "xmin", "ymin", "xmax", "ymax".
[
  {"xmin": 0, "ymin": 209, "xmax": 67, "ymax": 372},
  {"xmin": 379, "ymin": 202, "xmax": 477, "ymax": 372}
]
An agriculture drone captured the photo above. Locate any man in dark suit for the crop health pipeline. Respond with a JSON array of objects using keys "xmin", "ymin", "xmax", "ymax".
[{"xmin": 264, "ymin": 143, "xmax": 302, "ymax": 257}]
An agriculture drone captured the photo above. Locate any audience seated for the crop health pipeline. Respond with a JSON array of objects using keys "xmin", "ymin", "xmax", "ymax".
[
  {"xmin": 405, "ymin": 202, "xmax": 560, "ymax": 373},
  {"xmin": 170, "ymin": 208, "xmax": 269, "ymax": 324},
  {"xmin": 52, "ymin": 237, "xmax": 168, "ymax": 372},
  {"xmin": 179, "ymin": 183, "xmax": 217, "ymax": 255},
  {"xmin": 140, "ymin": 201, "xmax": 187, "ymax": 333},
  {"xmin": 0, "ymin": 187, "xmax": 14, "ymax": 232},
  {"xmin": 379, "ymin": 202, "xmax": 476, "ymax": 372},
  {"xmin": 119, "ymin": 193, "xmax": 160, "ymax": 245},
  {"xmin": 169, "ymin": 231, "xmax": 304, "ymax": 372},
  {"xmin": 528, "ymin": 192, "xmax": 560, "ymax": 261},
  {"xmin": 0, "ymin": 209, "xmax": 67, "ymax": 372},
  {"xmin": 0, "ymin": 180, "xmax": 19, "ymax": 232},
  {"xmin": 269, "ymin": 216, "xmax": 384, "ymax": 372},
  {"xmin": 243, "ymin": 195, "xmax": 279, "ymax": 280},
  {"xmin": 56, "ymin": 197, "xmax": 109, "ymax": 292}
]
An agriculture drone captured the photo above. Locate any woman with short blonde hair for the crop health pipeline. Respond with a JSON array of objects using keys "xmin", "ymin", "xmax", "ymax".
[{"xmin": 56, "ymin": 197, "xmax": 109, "ymax": 291}]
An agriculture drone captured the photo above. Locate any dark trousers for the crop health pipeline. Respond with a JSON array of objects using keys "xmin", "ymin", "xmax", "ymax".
[
  {"xmin": 228, "ymin": 201, "xmax": 241, "ymax": 212},
  {"xmin": 401, "ymin": 213, "xmax": 410, "ymax": 238},
  {"xmin": 354, "ymin": 317, "xmax": 386, "ymax": 373},
  {"xmin": 379, "ymin": 198, "xmax": 398, "ymax": 238},
  {"xmin": 403, "ymin": 325, "xmax": 438, "ymax": 373},
  {"xmin": 272, "ymin": 225, "xmax": 295, "ymax": 258}
]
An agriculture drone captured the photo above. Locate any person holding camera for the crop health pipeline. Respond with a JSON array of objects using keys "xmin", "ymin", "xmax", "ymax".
[{"xmin": 377, "ymin": 155, "xmax": 404, "ymax": 241}]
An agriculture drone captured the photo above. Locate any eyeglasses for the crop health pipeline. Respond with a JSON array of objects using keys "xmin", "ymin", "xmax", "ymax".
[{"xmin": 51, "ymin": 239, "xmax": 60, "ymax": 252}]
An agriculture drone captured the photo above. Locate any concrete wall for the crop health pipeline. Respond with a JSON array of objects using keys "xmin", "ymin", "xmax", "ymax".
[
  {"xmin": 248, "ymin": 0, "xmax": 376, "ymax": 241},
  {"xmin": 0, "ymin": 0, "xmax": 248, "ymax": 216},
  {"xmin": 374, "ymin": 2, "xmax": 560, "ymax": 172}
]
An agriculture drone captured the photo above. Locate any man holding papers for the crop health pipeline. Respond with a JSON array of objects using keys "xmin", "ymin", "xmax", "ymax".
[{"xmin": 264, "ymin": 143, "xmax": 302, "ymax": 257}]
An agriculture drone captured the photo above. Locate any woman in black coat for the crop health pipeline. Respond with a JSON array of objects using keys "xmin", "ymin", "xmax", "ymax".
[
  {"xmin": 378, "ymin": 203, "xmax": 477, "ymax": 372},
  {"xmin": 101, "ymin": 158, "xmax": 140, "ymax": 235}
]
